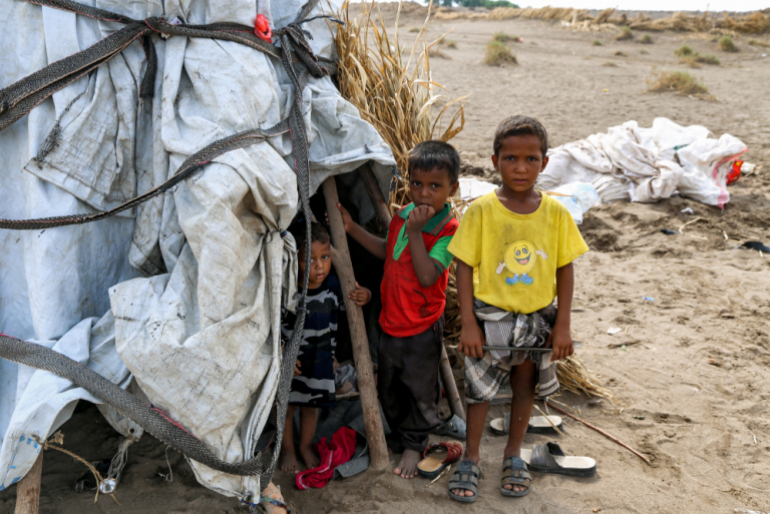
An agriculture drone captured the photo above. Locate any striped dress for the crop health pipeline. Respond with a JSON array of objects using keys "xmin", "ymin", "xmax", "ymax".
[{"xmin": 282, "ymin": 275, "xmax": 344, "ymax": 407}]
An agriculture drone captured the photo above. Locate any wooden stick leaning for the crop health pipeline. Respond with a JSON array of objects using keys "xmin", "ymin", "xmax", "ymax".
[
  {"xmin": 544, "ymin": 400, "xmax": 652, "ymax": 465},
  {"xmin": 358, "ymin": 165, "xmax": 465, "ymax": 422},
  {"xmin": 323, "ymin": 176, "xmax": 389, "ymax": 471},
  {"xmin": 438, "ymin": 343, "xmax": 465, "ymax": 422},
  {"xmin": 15, "ymin": 452, "xmax": 42, "ymax": 514}
]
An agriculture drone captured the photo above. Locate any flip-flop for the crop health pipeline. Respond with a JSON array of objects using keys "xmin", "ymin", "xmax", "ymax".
[
  {"xmin": 501, "ymin": 456, "xmax": 531, "ymax": 497},
  {"xmin": 490, "ymin": 413, "xmax": 564, "ymax": 436},
  {"xmin": 417, "ymin": 441, "xmax": 463, "ymax": 479},
  {"xmin": 520, "ymin": 442, "xmax": 596, "ymax": 478},
  {"xmin": 431, "ymin": 414, "xmax": 466, "ymax": 439},
  {"xmin": 448, "ymin": 460, "xmax": 482, "ymax": 503}
]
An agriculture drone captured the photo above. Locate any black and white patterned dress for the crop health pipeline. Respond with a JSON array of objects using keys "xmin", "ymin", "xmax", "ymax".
[{"xmin": 282, "ymin": 275, "xmax": 344, "ymax": 407}]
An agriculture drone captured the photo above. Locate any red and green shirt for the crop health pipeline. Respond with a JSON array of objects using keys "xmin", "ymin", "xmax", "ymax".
[{"xmin": 380, "ymin": 203, "xmax": 458, "ymax": 338}]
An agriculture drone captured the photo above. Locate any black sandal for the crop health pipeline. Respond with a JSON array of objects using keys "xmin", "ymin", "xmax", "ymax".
[
  {"xmin": 501, "ymin": 456, "xmax": 531, "ymax": 497},
  {"xmin": 448, "ymin": 460, "xmax": 482, "ymax": 503}
]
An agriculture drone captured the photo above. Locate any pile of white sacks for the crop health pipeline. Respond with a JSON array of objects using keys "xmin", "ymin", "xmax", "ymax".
[{"xmin": 538, "ymin": 117, "xmax": 748, "ymax": 208}]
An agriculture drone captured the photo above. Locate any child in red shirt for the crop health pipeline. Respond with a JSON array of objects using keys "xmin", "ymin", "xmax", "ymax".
[{"xmin": 337, "ymin": 141, "xmax": 460, "ymax": 478}]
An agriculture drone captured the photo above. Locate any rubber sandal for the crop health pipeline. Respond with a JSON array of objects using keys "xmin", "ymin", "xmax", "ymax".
[
  {"xmin": 431, "ymin": 414, "xmax": 466, "ymax": 439},
  {"xmin": 520, "ymin": 442, "xmax": 596, "ymax": 478},
  {"xmin": 501, "ymin": 456, "xmax": 531, "ymax": 497},
  {"xmin": 448, "ymin": 460, "xmax": 481, "ymax": 503},
  {"xmin": 417, "ymin": 441, "xmax": 463, "ymax": 479},
  {"xmin": 490, "ymin": 413, "xmax": 564, "ymax": 436}
]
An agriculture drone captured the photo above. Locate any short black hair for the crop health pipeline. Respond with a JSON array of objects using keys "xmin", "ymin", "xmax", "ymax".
[
  {"xmin": 407, "ymin": 140, "xmax": 460, "ymax": 184},
  {"xmin": 294, "ymin": 222, "xmax": 330, "ymax": 254},
  {"xmin": 493, "ymin": 116, "xmax": 548, "ymax": 157}
]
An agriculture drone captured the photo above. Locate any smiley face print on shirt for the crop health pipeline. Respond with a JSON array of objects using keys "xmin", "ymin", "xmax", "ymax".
[{"xmin": 495, "ymin": 240, "xmax": 547, "ymax": 286}]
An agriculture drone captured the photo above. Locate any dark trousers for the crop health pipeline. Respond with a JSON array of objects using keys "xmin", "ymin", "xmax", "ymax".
[{"xmin": 378, "ymin": 316, "xmax": 444, "ymax": 453}]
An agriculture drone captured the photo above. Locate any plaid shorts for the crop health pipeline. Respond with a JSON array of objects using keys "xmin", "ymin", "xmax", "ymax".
[{"xmin": 464, "ymin": 302, "xmax": 558, "ymax": 404}]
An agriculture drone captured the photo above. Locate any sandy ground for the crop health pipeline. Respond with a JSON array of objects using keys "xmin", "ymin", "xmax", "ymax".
[{"xmin": 2, "ymin": 5, "xmax": 770, "ymax": 514}]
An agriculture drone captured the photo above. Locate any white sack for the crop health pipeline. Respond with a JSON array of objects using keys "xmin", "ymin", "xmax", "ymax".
[
  {"xmin": 538, "ymin": 118, "xmax": 747, "ymax": 207},
  {"xmin": 1, "ymin": 0, "xmax": 396, "ymax": 500}
]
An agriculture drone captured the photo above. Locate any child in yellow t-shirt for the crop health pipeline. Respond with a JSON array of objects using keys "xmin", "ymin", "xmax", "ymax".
[{"xmin": 446, "ymin": 116, "xmax": 588, "ymax": 503}]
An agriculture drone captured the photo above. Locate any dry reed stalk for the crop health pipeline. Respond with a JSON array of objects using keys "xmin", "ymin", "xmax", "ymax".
[{"xmin": 331, "ymin": 1, "xmax": 467, "ymax": 211}]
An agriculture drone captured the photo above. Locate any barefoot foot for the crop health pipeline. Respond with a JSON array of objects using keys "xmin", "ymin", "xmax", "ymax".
[
  {"xmin": 393, "ymin": 448, "xmax": 422, "ymax": 479},
  {"xmin": 299, "ymin": 446, "xmax": 320, "ymax": 469},
  {"xmin": 279, "ymin": 451, "xmax": 300, "ymax": 474}
]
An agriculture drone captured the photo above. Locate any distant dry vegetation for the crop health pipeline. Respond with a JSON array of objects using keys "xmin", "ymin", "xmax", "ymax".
[
  {"xmin": 673, "ymin": 45, "xmax": 720, "ymax": 66},
  {"xmin": 484, "ymin": 40, "xmax": 518, "ymax": 65},
  {"xmin": 428, "ymin": 47, "xmax": 451, "ymax": 59},
  {"xmin": 646, "ymin": 70, "xmax": 713, "ymax": 100},
  {"xmin": 749, "ymin": 38, "xmax": 770, "ymax": 48},
  {"xmin": 493, "ymin": 32, "xmax": 520, "ymax": 43},
  {"xmin": 719, "ymin": 35, "xmax": 738, "ymax": 52},
  {"xmin": 616, "ymin": 26, "xmax": 633, "ymax": 40},
  {"xmin": 429, "ymin": 6, "xmax": 770, "ymax": 35},
  {"xmin": 640, "ymin": 34, "xmax": 654, "ymax": 44}
]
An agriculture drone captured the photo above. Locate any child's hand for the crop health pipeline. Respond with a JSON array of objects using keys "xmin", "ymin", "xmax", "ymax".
[
  {"xmin": 348, "ymin": 281, "xmax": 371, "ymax": 306},
  {"xmin": 336, "ymin": 203, "xmax": 354, "ymax": 233},
  {"xmin": 547, "ymin": 325, "xmax": 574, "ymax": 361},
  {"xmin": 294, "ymin": 359, "xmax": 302, "ymax": 376},
  {"xmin": 458, "ymin": 320, "xmax": 485, "ymax": 359},
  {"xmin": 406, "ymin": 205, "xmax": 435, "ymax": 234}
]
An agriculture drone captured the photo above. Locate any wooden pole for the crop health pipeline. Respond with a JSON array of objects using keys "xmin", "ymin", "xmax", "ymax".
[
  {"xmin": 15, "ymin": 452, "xmax": 43, "ymax": 514},
  {"xmin": 439, "ymin": 345, "xmax": 465, "ymax": 422},
  {"xmin": 323, "ymin": 177, "xmax": 389, "ymax": 471},
  {"xmin": 357, "ymin": 165, "xmax": 465, "ymax": 422}
]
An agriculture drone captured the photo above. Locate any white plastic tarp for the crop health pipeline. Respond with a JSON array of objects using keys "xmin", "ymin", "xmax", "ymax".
[
  {"xmin": 538, "ymin": 118, "xmax": 747, "ymax": 207},
  {"xmin": 0, "ymin": 0, "xmax": 396, "ymax": 501}
]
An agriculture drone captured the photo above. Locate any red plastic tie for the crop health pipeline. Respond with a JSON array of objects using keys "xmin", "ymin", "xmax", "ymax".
[
  {"xmin": 726, "ymin": 160, "xmax": 743, "ymax": 186},
  {"xmin": 254, "ymin": 14, "xmax": 272, "ymax": 43}
]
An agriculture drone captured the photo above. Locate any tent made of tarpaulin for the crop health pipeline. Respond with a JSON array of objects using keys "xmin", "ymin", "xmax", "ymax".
[{"xmin": 0, "ymin": 0, "xmax": 396, "ymax": 501}]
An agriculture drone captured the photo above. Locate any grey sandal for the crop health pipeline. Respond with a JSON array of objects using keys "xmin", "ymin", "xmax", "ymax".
[
  {"xmin": 501, "ymin": 456, "xmax": 531, "ymax": 497},
  {"xmin": 432, "ymin": 414, "xmax": 466, "ymax": 439},
  {"xmin": 448, "ymin": 460, "xmax": 482, "ymax": 503}
]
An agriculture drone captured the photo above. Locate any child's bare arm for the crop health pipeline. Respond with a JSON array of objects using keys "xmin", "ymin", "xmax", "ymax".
[
  {"xmin": 336, "ymin": 203, "xmax": 386, "ymax": 260},
  {"xmin": 348, "ymin": 281, "xmax": 372, "ymax": 306},
  {"xmin": 456, "ymin": 260, "xmax": 485, "ymax": 359},
  {"xmin": 549, "ymin": 262, "xmax": 575, "ymax": 361},
  {"xmin": 406, "ymin": 205, "xmax": 442, "ymax": 287}
]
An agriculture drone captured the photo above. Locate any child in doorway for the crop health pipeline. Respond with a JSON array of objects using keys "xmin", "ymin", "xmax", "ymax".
[
  {"xmin": 280, "ymin": 222, "xmax": 371, "ymax": 473},
  {"xmin": 337, "ymin": 141, "xmax": 460, "ymax": 478},
  {"xmin": 447, "ymin": 116, "xmax": 588, "ymax": 502}
]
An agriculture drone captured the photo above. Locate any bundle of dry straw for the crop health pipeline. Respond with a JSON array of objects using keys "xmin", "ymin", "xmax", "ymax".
[
  {"xmin": 331, "ymin": 0, "xmax": 466, "ymax": 210},
  {"xmin": 331, "ymin": 1, "xmax": 612, "ymax": 401}
]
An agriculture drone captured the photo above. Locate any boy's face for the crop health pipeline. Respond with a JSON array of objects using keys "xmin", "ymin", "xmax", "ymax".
[
  {"xmin": 409, "ymin": 166, "xmax": 458, "ymax": 214},
  {"xmin": 298, "ymin": 240, "xmax": 332, "ymax": 289},
  {"xmin": 492, "ymin": 134, "xmax": 549, "ymax": 195}
]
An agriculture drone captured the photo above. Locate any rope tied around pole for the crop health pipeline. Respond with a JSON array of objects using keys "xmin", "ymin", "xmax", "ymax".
[{"xmin": 32, "ymin": 431, "xmax": 113, "ymax": 504}]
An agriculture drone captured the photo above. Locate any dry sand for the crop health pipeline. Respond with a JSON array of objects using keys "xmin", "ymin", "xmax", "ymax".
[{"xmin": 2, "ymin": 6, "xmax": 770, "ymax": 514}]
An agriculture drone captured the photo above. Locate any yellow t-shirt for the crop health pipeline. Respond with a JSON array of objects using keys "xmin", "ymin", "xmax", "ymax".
[{"xmin": 448, "ymin": 191, "xmax": 589, "ymax": 314}]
